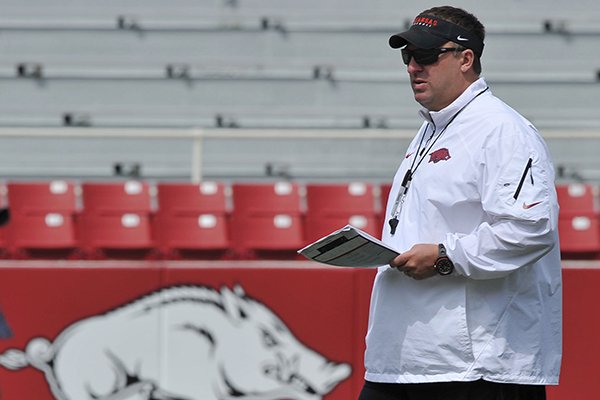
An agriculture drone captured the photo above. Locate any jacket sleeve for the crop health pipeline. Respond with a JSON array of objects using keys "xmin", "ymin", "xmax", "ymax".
[{"xmin": 445, "ymin": 123, "xmax": 559, "ymax": 280}]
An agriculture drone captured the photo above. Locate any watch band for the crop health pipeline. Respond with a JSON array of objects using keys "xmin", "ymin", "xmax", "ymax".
[{"xmin": 438, "ymin": 243, "xmax": 447, "ymax": 258}]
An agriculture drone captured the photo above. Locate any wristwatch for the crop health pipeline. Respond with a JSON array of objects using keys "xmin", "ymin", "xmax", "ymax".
[{"xmin": 434, "ymin": 243, "xmax": 454, "ymax": 276}]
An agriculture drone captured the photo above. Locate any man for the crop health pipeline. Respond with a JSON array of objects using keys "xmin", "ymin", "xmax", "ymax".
[{"xmin": 360, "ymin": 6, "xmax": 561, "ymax": 400}]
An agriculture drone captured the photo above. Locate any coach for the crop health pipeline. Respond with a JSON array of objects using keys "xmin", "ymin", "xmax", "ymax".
[{"xmin": 359, "ymin": 6, "xmax": 562, "ymax": 400}]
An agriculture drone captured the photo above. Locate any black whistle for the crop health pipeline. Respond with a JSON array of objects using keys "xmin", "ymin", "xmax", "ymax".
[{"xmin": 389, "ymin": 217, "xmax": 398, "ymax": 235}]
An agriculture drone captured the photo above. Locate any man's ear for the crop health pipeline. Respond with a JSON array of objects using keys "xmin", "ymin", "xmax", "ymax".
[{"xmin": 460, "ymin": 49, "xmax": 475, "ymax": 73}]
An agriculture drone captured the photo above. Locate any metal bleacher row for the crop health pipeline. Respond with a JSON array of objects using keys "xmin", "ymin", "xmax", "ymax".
[
  {"xmin": 1, "ymin": 0, "xmax": 600, "ymax": 183},
  {"xmin": 1, "ymin": 0, "xmax": 600, "ymax": 132},
  {"xmin": 0, "ymin": 180, "xmax": 599, "ymax": 261}
]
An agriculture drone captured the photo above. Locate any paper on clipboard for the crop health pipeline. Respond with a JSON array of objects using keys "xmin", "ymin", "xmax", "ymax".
[{"xmin": 297, "ymin": 225, "xmax": 400, "ymax": 268}]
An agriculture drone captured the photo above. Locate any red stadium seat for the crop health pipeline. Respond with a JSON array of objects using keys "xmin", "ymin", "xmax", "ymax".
[
  {"xmin": 556, "ymin": 183, "xmax": 597, "ymax": 216},
  {"xmin": 304, "ymin": 214, "xmax": 380, "ymax": 244},
  {"xmin": 304, "ymin": 182, "xmax": 380, "ymax": 243},
  {"xmin": 153, "ymin": 182, "xmax": 230, "ymax": 259},
  {"xmin": 156, "ymin": 181, "xmax": 227, "ymax": 215},
  {"xmin": 232, "ymin": 182, "xmax": 302, "ymax": 215},
  {"xmin": 230, "ymin": 182, "xmax": 303, "ymax": 259},
  {"xmin": 0, "ymin": 185, "xmax": 9, "ymax": 258},
  {"xmin": 153, "ymin": 214, "xmax": 229, "ymax": 259},
  {"xmin": 8, "ymin": 213, "xmax": 77, "ymax": 258},
  {"xmin": 558, "ymin": 214, "xmax": 600, "ymax": 258},
  {"xmin": 7, "ymin": 181, "xmax": 77, "ymax": 214},
  {"xmin": 6, "ymin": 181, "xmax": 78, "ymax": 259},
  {"xmin": 78, "ymin": 181, "xmax": 153, "ymax": 259},
  {"xmin": 0, "ymin": 226, "xmax": 7, "ymax": 258},
  {"xmin": 231, "ymin": 213, "xmax": 304, "ymax": 257},
  {"xmin": 77, "ymin": 213, "xmax": 153, "ymax": 259},
  {"xmin": 379, "ymin": 182, "xmax": 393, "ymax": 230},
  {"xmin": 556, "ymin": 183, "xmax": 600, "ymax": 258},
  {"xmin": 305, "ymin": 182, "xmax": 376, "ymax": 216},
  {"xmin": 80, "ymin": 181, "xmax": 151, "ymax": 214},
  {"xmin": 380, "ymin": 183, "xmax": 393, "ymax": 213}
]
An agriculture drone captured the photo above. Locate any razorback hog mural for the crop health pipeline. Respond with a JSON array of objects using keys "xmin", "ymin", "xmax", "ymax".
[{"xmin": 0, "ymin": 284, "xmax": 351, "ymax": 400}]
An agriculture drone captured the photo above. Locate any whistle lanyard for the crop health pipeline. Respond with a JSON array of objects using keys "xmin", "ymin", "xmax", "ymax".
[{"xmin": 388, "ymin": 86, "xmax": 490, "ymax": 235}]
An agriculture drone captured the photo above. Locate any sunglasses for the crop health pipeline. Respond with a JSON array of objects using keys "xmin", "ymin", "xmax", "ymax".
[{"xmin": 401, "ymin": 47, "xmax": 462, "ymax": 66}]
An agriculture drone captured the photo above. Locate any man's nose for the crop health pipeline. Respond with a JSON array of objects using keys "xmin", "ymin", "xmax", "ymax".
[{"xmin": 407, "ymin": 57, "xmax": 423, "ymax": 73}]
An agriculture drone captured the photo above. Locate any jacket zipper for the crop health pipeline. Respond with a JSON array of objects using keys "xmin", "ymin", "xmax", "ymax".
[{"xmin": 513, "ymin": 158, "xmax": 533, "ymax": 200}]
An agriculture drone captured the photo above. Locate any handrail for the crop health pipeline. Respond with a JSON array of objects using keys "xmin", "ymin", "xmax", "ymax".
[
  {"xmin": 0, "ymin": 127, "xmax": 415, "ymax": 182},
  {"xmin": 0, "ymin": 127, "xmax": 598, "ymax": 182}
]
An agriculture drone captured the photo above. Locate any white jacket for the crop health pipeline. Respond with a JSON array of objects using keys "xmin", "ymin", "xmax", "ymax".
[{"xmin": 364, "ymin": 78, "xmax": 562, "ymax": 385}]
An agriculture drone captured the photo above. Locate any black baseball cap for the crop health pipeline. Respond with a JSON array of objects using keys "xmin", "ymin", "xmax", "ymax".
[{"xmin": 389, "ymin": 15, "xmax": 484, "ymax": 57}]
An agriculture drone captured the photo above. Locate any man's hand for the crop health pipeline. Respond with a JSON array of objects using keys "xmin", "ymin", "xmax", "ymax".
[{"xmin": 389, "ymin": 243, "xmax": 438, "ymax": 280}]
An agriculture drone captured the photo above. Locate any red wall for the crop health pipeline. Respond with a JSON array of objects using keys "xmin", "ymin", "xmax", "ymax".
[
  {"xmin": 0, "ymin": 261, "xmax": 596, "ymax": 399},
  {"xmin": 548, "ymin": 264, "xmax": 600, "ymax": 400}
]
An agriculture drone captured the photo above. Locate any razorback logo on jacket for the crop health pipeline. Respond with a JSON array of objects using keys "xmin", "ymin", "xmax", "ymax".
[{"xmin": 429, "ymin": 148, "xmax": 451, "ymax": 163}]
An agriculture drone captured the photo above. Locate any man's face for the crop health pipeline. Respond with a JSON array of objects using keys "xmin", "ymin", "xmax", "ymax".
[{"xmin": 405, "ymin": 42, "xmax": 467, "ymax": 112}]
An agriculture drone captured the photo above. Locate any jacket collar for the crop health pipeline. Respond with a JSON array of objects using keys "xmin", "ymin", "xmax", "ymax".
[{"xmin": 419, "ymin": 77, "xmax": 489, "ymax": 130}]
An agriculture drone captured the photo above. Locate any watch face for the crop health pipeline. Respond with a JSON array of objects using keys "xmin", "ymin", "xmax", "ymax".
[{"xmin": 435, "ymin": 258, "xmax": 454, "ymax": 275}]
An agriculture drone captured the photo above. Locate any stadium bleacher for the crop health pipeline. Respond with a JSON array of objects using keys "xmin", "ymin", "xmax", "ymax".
[{"xmin": 0, "ymin": 0, "xmax": 600, "ymax": 182}]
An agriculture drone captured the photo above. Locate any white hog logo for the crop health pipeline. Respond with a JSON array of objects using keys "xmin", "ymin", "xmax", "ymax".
[{"xmin": 0, "ymin": 285, "xmax": 351, "ymax": 400}]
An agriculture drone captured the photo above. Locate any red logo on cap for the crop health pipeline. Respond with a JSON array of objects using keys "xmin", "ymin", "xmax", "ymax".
[{"xmin": 413, "ymin": 17, "xmax": 438, "ymax": 27}]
